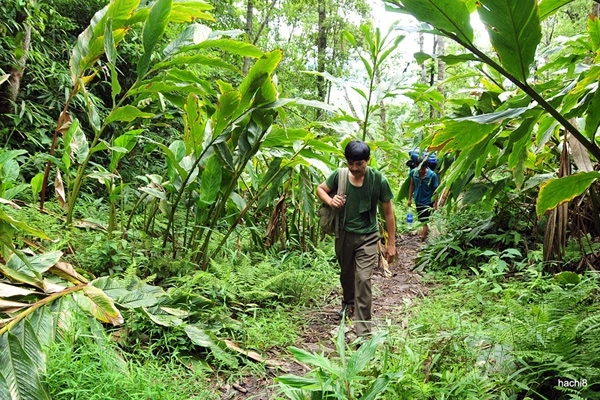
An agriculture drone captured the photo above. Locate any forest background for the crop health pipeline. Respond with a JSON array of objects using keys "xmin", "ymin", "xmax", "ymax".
[{"xmin": 1, "ymin": 0, "xmax": 600, "ymax": 399}]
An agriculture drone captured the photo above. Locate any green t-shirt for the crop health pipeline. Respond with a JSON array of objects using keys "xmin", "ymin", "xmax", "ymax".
[{"xmin": 325, "ymin": 167, "xmax": 394, "ymax": 234}]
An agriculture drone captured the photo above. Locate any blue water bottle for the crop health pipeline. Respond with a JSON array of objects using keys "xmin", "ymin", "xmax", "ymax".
[{"xmin": 407, "ymin": 210, "xmax": 413, "ymax": 229}]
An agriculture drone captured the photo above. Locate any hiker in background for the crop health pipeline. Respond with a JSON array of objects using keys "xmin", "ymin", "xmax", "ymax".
[
  {"xmin": 316, "ymin": 140, "xmax": 396, "ymax": 338},
  {"xmin": 407, "ymin": 155, "xmax": 439, "ymax": 241}
]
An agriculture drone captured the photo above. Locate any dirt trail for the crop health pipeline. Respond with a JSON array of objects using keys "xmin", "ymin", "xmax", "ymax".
[{"xmin": 219, "ymin": 233, "xmax": 428, "ymax": 399}]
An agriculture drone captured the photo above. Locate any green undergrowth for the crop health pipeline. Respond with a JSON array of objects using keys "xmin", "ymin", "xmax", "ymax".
[
  {"xmin": 276, "ymin": 266, "xmax": 600, "ymax": 400},
  {"xmin": 45, "ymin": 319, "xmax": 219, "ymax": 400}
]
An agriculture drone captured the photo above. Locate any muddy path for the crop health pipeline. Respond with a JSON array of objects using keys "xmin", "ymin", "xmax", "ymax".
[{"xmin": 219, "ymin": 233, "xmax": 428, "ymax": 399}]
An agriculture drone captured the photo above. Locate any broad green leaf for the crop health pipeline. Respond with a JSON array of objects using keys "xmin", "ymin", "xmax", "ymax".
[
  {"xmin": 106, "ymin": 0, "xmax": 141, "ymax": 27},
  {"xmin": 152, "ymin": 53, "xmax": 238, "ymax": 71},
  {"xmin": 347, "ymin": 330, "xmax": 387, "ymax": 377},
  {"xmin": 264, "ymin": 98, "xmax": 338, "ymax": 113},
  {"xmin": 129, "ymin": 80, "xmax": 213, "ymax": 96},
  {"xmin": 105, "ymin": 20, "xmax": 122, "ymax": 105},
  {"xmin": 163, "ymin": 23, "xmax": 211, "ymax": 58},
  {"xmin": 432, "ymin": 120, "xmax": 498, "ymax": 149},
  {"xmin": 457, "ymin": 107, "xmax": 529, "ymax": 124},
  {"xmin": 585, "ymin": 89, "xmax": 600, "ymax": 139},
  {"xmin": 144, "ymin": 309, "xmax": 183, "ymax": 327},
  {"xmin": 170, "ymin": 2, "xmax": 214, "ymax": 23},
  {"xmin": 185, "ymin": 38, "xmax": 264, "ymax": 58},
  {"xmin": 110, "ymin": 129, "xmax": 143, "ymax": 171},
  {"xmin": 106, "ymin": 105, "xmax": 154, "ymax": 124},
  {"xmin": 30, "ymin": 173, "xmax": 44, "ymax": 198},
  {"xmin": 0, "ymin": 209, "xmax": 49, "ymax": 240},
  {"xmin": 70, "ymin": 6, "xmax": 108, "ymax": 81},
  {"xmin": 359, "ymin": 373, "xmax": 403, "ymax": 400},
  {"xmin": 589, "ymin": 15, "xmax": 600, "ymax": 53},
  {"xmin": 0, "ymin": 150, "xmax": 26, "ymax": 166},
  {"xmin": 213, "ymin": 90, "xmax": 242, "ymax": 138},
  {"xmin": 92, "ymin": 276, "xmax": 165, "ymax": 308},
  {"xmin": 238, "ymin": 49, "xmax": 283, "ymax": 112},
  {"xmin": 478, "ymin": 0, "xmax": 541, "ymax": 81},
  {"xmin": 183, "ymin": 93, "xmax": 206, "ymax": 156},
  {"xmin": 184, "ymin": 325, "xmax": 215, "ymax": 348},
  {"xmin": 262, "ymin": 128, "xmax": 311, "ymax": 148},
  {"xmin": 0, "ymin": 329, "xmax": 50, "ymax": 400},
  {"xmin": 2, "ymin": 159, "xmax": 19, "ymax": 184},
  {"xmin": 537, "ymin": 171, "xmax": 600, "ymax": 216},
  {"xmin": 539, "ymin": 0, "xmax": 575, "ymax": 21},
  {"xmin": 138, "ymin": 0, "xmax": 172, "ymax": 78},
  {"xmin": 149, "ymin": 140, "xmax": 189, "ymax": 181},
  {"xmin": 395, "ymin": 0, "xmax": 474, "ymax": 45},
  {"xmin": 507, "ymin": 117, "xmax": 539, "ymax": 188},
  {"xmin": 414, "ymin": 52, "xmax": 479, "ymax": 65},
  {"xmin": 80, "ymin": 285, "xmax": 124, "ymax": 325},
  {"xmin": 288, "ymin": 346, "xmax": 337, "ymax": 373},
  {"xmin": 274, "ymin": 374, "xmax": 322, "ymax": 389},
  {"xmin": 198, "ymin": 155, "xmax": 222, "ymax": 209}
]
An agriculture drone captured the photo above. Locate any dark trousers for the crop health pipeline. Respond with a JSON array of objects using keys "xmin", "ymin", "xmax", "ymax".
[{"xmin": 335, "ymin": 230, "xmax": 380, "ymax": 336}]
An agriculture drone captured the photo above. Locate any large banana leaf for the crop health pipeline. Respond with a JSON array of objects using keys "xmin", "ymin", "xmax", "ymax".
[
  {"xmin": 0, "ymin": 323, "xmax": 49, "ymax": 400},
  {"xmin": 477, "ymin": 0, "xmax": 542, "ymax": 82}
]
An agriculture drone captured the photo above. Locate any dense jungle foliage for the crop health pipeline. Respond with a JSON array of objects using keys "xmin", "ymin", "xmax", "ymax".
[{"xmin": 1, "ymin": 0, "xmax": 600, "ymax": 399}]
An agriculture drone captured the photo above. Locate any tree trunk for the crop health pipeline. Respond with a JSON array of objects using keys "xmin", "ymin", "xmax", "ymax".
[
  {"xmin": 418, "ymin": 32, "xmax": 426, "ymax": 121},
  {"xmin": 0, "ymin": 9, "xmax": 32, "ymax": 116},
  {"xmin": 593, "ymin": 2, "xmax": 600, "ymax": 17},
  {"xmin": 376, "ymin": 69, "xmax": 387, "ymax": 136},
  {"xmin": 242, "ymin": 0, "xmax": 254, "ymax": 76},
  {"xmin": 316, "ymin": 0, "xmax": 327, "ymax": 114},
  {"xmin": 436, "ymin": 35, "xmax": 446, "ymax": 118}
]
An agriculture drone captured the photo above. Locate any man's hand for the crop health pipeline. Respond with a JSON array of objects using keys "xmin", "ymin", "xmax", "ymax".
[
  {"xmin": 384, "ymin": 244, "xmax": 396, "ymax": 263},
  {"xmin": 329, "ymin": 194, "xmax": 346, "ymax": 209},
  {"xmin": 407, "ymin": 199, "xmax": 412, "ymax": 208}
]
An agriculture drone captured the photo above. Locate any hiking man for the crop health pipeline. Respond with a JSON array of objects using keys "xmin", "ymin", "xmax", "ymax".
[
  {"xmin": 316, "ymin": 140, "xmax": 396, "ymax": 337},
  {"xmin": 408, "ymin": 157, "xmax": 439, "ymax": 241}
]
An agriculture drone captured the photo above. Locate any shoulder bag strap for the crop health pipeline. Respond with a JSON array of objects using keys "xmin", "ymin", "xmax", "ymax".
[{"xmin": 335, "ymin": 168, "xmax": 349, "ymax": 237}]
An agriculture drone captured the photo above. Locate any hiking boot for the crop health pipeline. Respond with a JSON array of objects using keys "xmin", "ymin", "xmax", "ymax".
[{"xmin": 337, "ymin": 304, "xmax": 354, "ymax": 319}]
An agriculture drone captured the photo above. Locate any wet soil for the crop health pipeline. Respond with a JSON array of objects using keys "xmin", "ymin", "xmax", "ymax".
[{"xmin": 218, "ymin": 233, "xmax": 428, "ymax": 400}]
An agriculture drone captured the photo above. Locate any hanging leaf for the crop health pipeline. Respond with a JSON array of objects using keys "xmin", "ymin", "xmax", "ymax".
[
  {"xmin": 585, "ymin": 89, "xmax": 600, "ymax": 140},
  {"xmin": 213, "ymin": 90, "xmax": 242, "ymax": 138},
  {"xmin": 391, "ymin": 0, "xmax": 474, "ymax": 45},
  {"xmin": 589, "ymin": 15, "xmax": 600, "ymax": 54},
  {"xmin": 538, "ymin": 0, "xmax": 575, "ymax": 21},
  {"xmin": 477, "ymin": 0, "xmax": 542, "ymax": 82},
  {"xmin": 537, "ymin": 171, "xmax": 600, "ymax": 217},
  {"xmin": 138, "ymin": 0, "xmax": 173, "ymax": 78},
  {"xmin": 70, "ymin": 6, "xmax": 108, "ymax": 81},
  {"xmin": 54, "ymin": 169, "xmax": 67, "ymax": 210},
  {"xmin": 197, "ymin": 155, "xmax": 222, "ymax": 209}
]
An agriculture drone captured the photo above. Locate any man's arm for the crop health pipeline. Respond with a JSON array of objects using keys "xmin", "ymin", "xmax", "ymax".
[
  {"xmin": 382, "ymin": 200, "xmax": 396, "ymax": 263},
  {"xmin": 317, "ymin": 182, "xmax": 345, "ymax": 209}
]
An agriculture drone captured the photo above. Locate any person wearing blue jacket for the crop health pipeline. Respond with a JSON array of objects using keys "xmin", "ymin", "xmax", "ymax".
[{"xmin": 407, "ymin": 158, "xmax": 439, "ymax": 241}]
